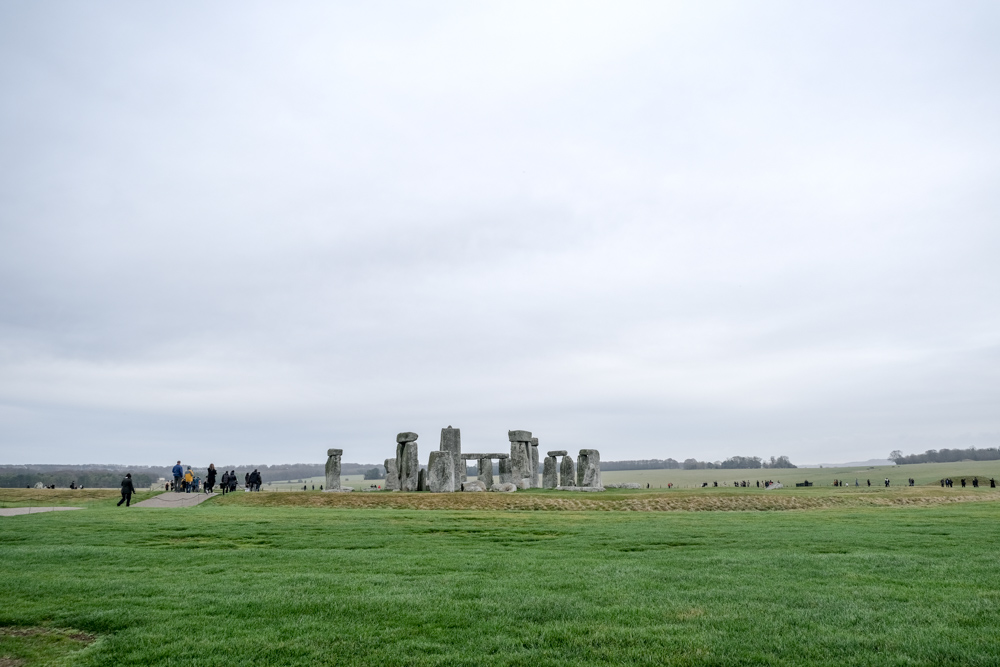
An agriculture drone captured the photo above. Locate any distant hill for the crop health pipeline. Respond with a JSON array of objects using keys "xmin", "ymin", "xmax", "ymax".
[{"xmin": 798, "ymin": 459, "xmax": 894, "ymax": 468}]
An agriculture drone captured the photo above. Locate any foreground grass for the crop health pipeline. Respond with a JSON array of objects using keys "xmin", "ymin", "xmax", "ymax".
[{"xmin": 2, "ymin": 494, "xmax": 999, "ymax": 666}]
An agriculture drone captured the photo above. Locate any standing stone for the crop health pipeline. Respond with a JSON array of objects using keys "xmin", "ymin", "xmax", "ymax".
[
  {"xmin": 417, "ymin": 468, "xmax": 427, "ymax": 491},
  {"xmin": 508, "ymin": 430, "xmax": 532, "ymax": 484},
  {"xmin": 427, "ymin": 451, "xmax": 455, "ymax": 492},
  {"xmin": 578, "ymin": 449, "xmax": 602, "ymax": 488},
  {"xmin": 384, "ymin": 458, "xmax": 400, "ymax": 490},
  {"xmin": 478, "ymin": 458, "xmax": 494, "ymax": 488},
  {"xmin": 542, "ymin": 455, "xmax": 558, "ymax": 489},
  {"xmin": 439, "ymin": 426, "xmax": 464, "ymax": 485},
  {"xmin": 529, "ymin": 437, "xmax": 541, "ymax": 488},
  {"xmin": 396, "ymin": 437, "xmax": 419, "ymax": 492},
  {"xmin": 560, "ymin": 455, "xmax": 576, "ymax": 488},
  {"xmin": 498, "ymin": 457, "xmax": 513, "ymax": 484},
  {"xmin": 324, "ymin": 448, "xmax": 343, "ymax": 491}
]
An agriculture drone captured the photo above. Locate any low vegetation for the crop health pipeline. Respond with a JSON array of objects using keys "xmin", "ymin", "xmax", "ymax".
[{"xmin": 2, "ymin": 471, "xmax": 999, "ymax": 665}]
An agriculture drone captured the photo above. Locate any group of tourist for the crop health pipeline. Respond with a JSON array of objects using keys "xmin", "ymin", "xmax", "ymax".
[{"xmin": 940, "ymin": 477, "xmax": 996, "ymax": 488}]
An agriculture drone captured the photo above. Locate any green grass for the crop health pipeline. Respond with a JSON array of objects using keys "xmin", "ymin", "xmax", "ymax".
[{"xmin": 2, "ymin": 484, "xmax": 999, "ymax": 666}]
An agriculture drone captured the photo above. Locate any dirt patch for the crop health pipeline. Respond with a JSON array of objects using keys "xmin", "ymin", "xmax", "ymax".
[{"xmin": 0, "ymin": 657, "xmax": 26, "ymax": 667}]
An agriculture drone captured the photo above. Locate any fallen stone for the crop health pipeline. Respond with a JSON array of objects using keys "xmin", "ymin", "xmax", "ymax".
[
  {"xmin": 547, "ymin": 450, "xmax": 568, "ymax": 457},
  {"xmin": 605, "ymin": 483, "xmax": 642, "ymax": 489},
  {"xmin": 507, "ymin": 430, "xmax": 532, "ymax": 442},
  {"xmin": 461, "ymin": 480, "xmax": 487, "ymax": 492},
  {"xmin": 396, "ymin": 432, "xmax": 418, "ymax": 443},
  {"xmin": 516, "ymin": 478, "xmax": 532, "ymax": 490},
  {"xmin": 556, "ymin": 485, "xmax": 605, "ymax": 492},
  {"xmin": 491, "ymin": 482, "xmax": 517, "ymax": 493}
]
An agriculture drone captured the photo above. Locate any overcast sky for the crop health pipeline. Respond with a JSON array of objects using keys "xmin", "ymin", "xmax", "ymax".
[{"xmin": 1, "ymin": 1, "xmax": 998, "ymax": 467}]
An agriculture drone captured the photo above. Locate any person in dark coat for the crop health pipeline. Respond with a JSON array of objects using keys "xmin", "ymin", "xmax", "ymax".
[
  {"xmin": 230, "ymin": 471, "xmax": 238, "ymax": 492},
  {"xmin": 220, "ymin": 470, "xmax": 230, "ymax": 495},
  {"xmin": 206, "ymin": 464, "xmax": 217, "ymax": 493},
  {"xmin": 117, "ymin": 473, "xmax": 136, "ymax": 507}
]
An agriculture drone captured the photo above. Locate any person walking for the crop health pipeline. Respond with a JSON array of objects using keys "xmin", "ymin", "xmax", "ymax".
[
  {"xmin": 229, "ymin": 471, "xmax": 238, "ymax": 493},
  {"xmin": 184, "ymin": 467, "xmax": 194, "ymax": 492},
  {"xmin": 172, "ymin": 460, "xmax": 184, "ymax": 492},
  {"xmin": 206, "ymin": 464, "xmax": 217, "ymax": 493},
  {"xmin": 117, "ymin": 473, "xmax": 136, "ymax": 507},
  {"xmin": 244, "ymin": 472, "xmax": 250, "ymax": 491},
  {"xmin": 220, "ymin": 469, "xmax": 229, "ymax": 495}
]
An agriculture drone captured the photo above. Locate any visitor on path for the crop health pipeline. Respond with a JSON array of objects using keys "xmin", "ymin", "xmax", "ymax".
[
  {"xmin": 172, "ymin": 460, "xmax": 184, "ymax": 492},
  {"xmin": 184, "ymin": 467, "xmax": 194, "ymax": 492},
  {"xmin": 220, "ymin": 470, "xmax": 230, "ymax": 495},
  {"xmin": 867, "ymin": 479, "xmax": 871, "ymax": 487},
  {"xmin": 206, "ymin": 464, "xmax": 217, "ymax": 493},
  {"xmin": 118, "ymin": 473, "xmax": 135, "ymax": 507},
  {"xmin": 961, "ymin": 478, "xmax": 966, "ymax": 488},
  {"xmin": 229, "ymin": 471, "xmax": 238, "ymax": 493},
  {"xmin": 193, "ymin": 476, "xmax": 200, "ymax": 493},
  {"xmin": 991, "ymin": 478, "xmax": 996, "ymax": 488},
  {"xmin": 884, "ymin": 478, "xmax": 890, "ymax": 487},
  {"xmin": 244, "ymin": 472, "xmax": 250, "ymax": 491}
]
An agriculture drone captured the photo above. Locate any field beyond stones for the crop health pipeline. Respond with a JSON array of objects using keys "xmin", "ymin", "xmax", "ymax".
[{"xmin": 2, "ymin": 481, "xmax": 999, "ymax": 666}]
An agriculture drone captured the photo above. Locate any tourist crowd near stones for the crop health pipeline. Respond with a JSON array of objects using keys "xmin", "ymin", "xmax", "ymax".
[{"xmin": 342, "ymin": 426, "xmax": 604, "ymax": 493}]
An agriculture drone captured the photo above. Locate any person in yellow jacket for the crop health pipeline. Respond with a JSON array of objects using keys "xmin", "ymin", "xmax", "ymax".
[{"xmin": 184, "ymin": 467, "xmax": 194, "ymax": 493}]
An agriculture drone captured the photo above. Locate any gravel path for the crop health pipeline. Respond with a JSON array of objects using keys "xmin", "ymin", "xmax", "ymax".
[{"xmin": 133, "ymin": 492, "xmax": 218, "ymax": 508}]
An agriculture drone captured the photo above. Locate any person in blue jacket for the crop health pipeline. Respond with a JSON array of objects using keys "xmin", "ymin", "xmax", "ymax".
[{"xmin": 172, "ymin": 460, "xmax": 184, "ymax": 492}]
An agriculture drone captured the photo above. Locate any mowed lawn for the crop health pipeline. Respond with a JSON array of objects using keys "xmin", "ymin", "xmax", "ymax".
[{"xmin": 1, "ymin": 490, "xmax": 999, "ymax": 666}]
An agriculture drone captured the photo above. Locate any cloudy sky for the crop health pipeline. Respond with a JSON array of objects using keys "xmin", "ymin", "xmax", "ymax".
[{"xmin": 1, "ymin": 1, "xmax": 998, "ymax": 467}]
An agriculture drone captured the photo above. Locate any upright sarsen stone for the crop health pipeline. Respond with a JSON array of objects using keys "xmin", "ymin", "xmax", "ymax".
[
  {"xmin": 530, "ymin": 437, "xmax": 541, "ymax": 488},
  {"xmin": 396, "ymin": 435, "xmax": 419, "ymax": 492},
  {"xmin": 498, "ymin": 457, "xmax": 513, "ymax": 484},
  {"xmin": 324, "ymin": 449, "xmax": 343, "ymax": 491},
  {"xmin": 427, "ymin": 451, "xmax": 455, "ymax": 492},
  {"xmin": 560, "ymin": 455, "xmax": 575, "ymax": 488},
  {"xmin": 439, "ymin": 426, "xmax": 464, "ymax": 485},
  {"xmin": 542, "ymin": 455, "xmax": 558, "ymax": 489},
  {"xmin": 578, "ymin": 449, "xmax": 602, "ymax": 488},
  {"xmin": 478, "ymin": 458, "xmax": 494, "ymax": 488},
  {"xmin": 508, "ymin": 430, "xmax": 532, "ymax": 486},
  {"xmin": 384, "ymin": 458, "xmax": 400, "ymax": 490}
]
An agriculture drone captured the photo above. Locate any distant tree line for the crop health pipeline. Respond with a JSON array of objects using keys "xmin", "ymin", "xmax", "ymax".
[
  {"xmin": 0, "ymin": 470, "xmax": 154, "ymax": 489},
  {"xmin": 889, "ymin": 447, "xmax": 1000, "ymax": 465},
  {"xmin": 600, "ymin": 456, "xmax": 796, "ymax": 471}
]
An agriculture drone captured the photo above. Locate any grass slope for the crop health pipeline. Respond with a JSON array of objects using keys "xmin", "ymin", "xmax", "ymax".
[{"xmin": 2, "ymin": 487, "xmax": 999, "ymax": 666}]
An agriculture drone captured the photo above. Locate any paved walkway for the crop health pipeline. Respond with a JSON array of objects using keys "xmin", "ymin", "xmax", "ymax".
[
  {"xmin": 133, "ymin": 492, "xmax": 218, "ymax": 508},
  {"xmin": 0, "ymin": 507, "xmax": 84, "ymax": 517}
]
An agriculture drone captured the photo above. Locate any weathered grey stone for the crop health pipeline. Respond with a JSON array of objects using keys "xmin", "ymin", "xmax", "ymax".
[
  {"xmin": 396, "ymin": 432, "xmax": 418, "ymax": 444},
  {"xmin": 560, "ymin": 455, "xmax": 575, "ymax": 488},
  {"xmin": 397, "ymin": 441, "xmax": 419, "ymax": 491},
  {"xmin": 427, "ymin": 450, "xmax": 455, "ymax": 493},
  {"xmin": 384, "ymin": 458, "xmax": 400, "ymax": 491},
  {"xmin": 324, "ymin": 449, "xmax": 343, "ymax": 491},
  {"xmin": 462, "ymin": 480, "xmax": 486, "ymax": 492},
  {"xmin": 439, "ymin": 426, "xmax": 464, "ymax": 485},
  {"xmin": 517, "ymin": 478, "xmax": 532, "ymax": 490},
  {"xmin": 478, "ymin": 458, "xmax": 494, "ymax": 488},
  {"xmin": 578, "ymin": 449, "xmax": 601, "ymax": 488},
  {"xmin": 547, "ymin": 450, "xmax": 568, "ymax": 457},
  {"xmin": 460, "ymin": 453, "xmax": 509, "ymax": 460},
  {"xmin": 507, "ymin": 430, "xmax": 532, "ymax": 442},
  {"xmin": 498, "ymin": 457, "xmax": 513, "ymax": 484},
  {"xmin": 556, "ymin": 485, "xmax": 605, "ymax": 492},
  {"xmin": 510, "ymin": 441, "xmax": 531, "ymax": 483},
  {"xmin": 604, "ymin": 482, "xmax": 642, "ymax": 489},
  {"xmin": 529, "ymin": 440, "xmax": 540, "ymax": 488},
  {"xmin": 543, "ymin": 456, "xmax": 558, "ymax": 489},
  {"xmin": 417, "ymin": 468, "xmax": 427, "ymax": 491},
  {"xmin": 491, "ymin": 482, "xmax": 517, "ymax": 493}
]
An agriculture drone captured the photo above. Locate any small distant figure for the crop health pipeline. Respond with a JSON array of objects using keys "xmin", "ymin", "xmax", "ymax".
[
  {"xmin": 909, "ymin": 478, "xmax": 914, "ymax": 487},
  {"xmin": 244, "ymin": 472, "xmax": 250, "ymax": 491},
  {"xmin": 884, "ymin": 478, "xmax": 890, "ymax": 487},
  {"xmin": 69, "ymin": 481, "xmax": 77, "ymax": 489},
  {"xmin": 117, "ymin": 473, "xmax": 135, "ymax": 507},
  {"xmin": 867, "ymin": 479, "xmax": 871, "ymax": 487},
  {"xmin": 990, "ymin": 478, "xmax": 996, "ymax": 488},
  {"xmin": 319, "ymin": 485, "xmax": 323, "ymax": 491},
  {"xmin": 972, "ymin": 477, "xmax": 979, "ymax": 488},
  {"xmin": 961, "ymin": 478, "xmax": 966, "ymax": 488},
  {"xmin": 303, "ymin": 485, "xmax": 307, "ymax": 491},
  {"xmin": 206, "ymin": 464, "xmax": 217, "ymax": 493},
  {"xmin": 940, "ymin": 479, "xmax": 945, "ymax": 487}
]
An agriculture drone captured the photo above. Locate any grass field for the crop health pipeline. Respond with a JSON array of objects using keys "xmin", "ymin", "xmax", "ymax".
[{"xmin": 2, "ymin": 476, "xmax": 999, "ymax": 666}]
